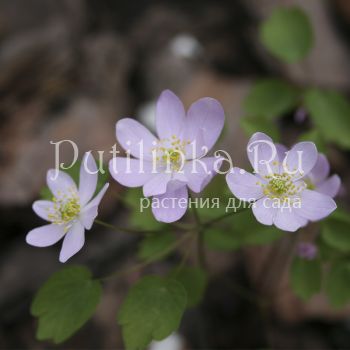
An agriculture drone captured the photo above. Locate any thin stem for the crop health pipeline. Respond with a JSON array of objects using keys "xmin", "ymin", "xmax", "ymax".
[
  {"xmin": 202, "ymin": 206, "xmax": 248, "ymax": 228},
  {"xmin": 189, "ymin": 194, "xmax": 207, "ymax": 269},
  {"xmin": 196, "ymin": 228, "xmax": 207, "ymax": 269},
  {"xmin": 191, "ymin": 201, "xmax": 201, "ymax": 227},
  {"xmin": 170, "ymin": 221, "xmax": 194, "ymax": 231},
  {"xmin": 94, "ymin": 219, "xmax": 163, "ymax": 235},
  {"xmin": 100, "ymin": 231, "xmax": 192, "ymax": 281},
  {"xmin": 258, "ymin": 229, "xmax": 300, "ymax": 297},
  {"xmin": 173, "ymin": 242, "xmax": 193, "ymax": 275}
]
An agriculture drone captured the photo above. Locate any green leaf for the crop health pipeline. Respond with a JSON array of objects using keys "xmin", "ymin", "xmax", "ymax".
[
  {"xmin": 40, "ymin": 186, "xmax": 53, "ymax": 201},
  {"xmin": 325, "ymin": 261, "xmax": 350, "ymax": 308},
  {"xmin": 317, "ymin": 235, "xmax": 344, "ymax": 262},
  {"xmin": 40, "ymin": 160, "xmax": 109, "ymax": 200},
  {"xmin": 321, "ymin": 210, "xmax": 350, "ymax": 252},
  {"xmin": 138, "ymin": 232, "xmax": 176, "ymax": 261},
  {"xmin": 125, "ymin": 188, "xmax": 164, "ymax": 230},
  {"xmin": 169, "ymin": 267, "xmax": 208, "ymax": 307},
  {"xmin": 304, "ymin": 89, "xmax": 350, "ymax": 149},
  {"xmin": 240, "ymin": 115, "xmax": 280, "ymax": 141},
  {"xmin": 260, "ymin": 7, "xmax": 313, "ymax": 63},
  {"xmin": 290, "ymin": 257, "xmax": 321, "ymax": 300},
  {"xmin": 117, "ymin": 276, "xmax": 187, "ymax": 350},
  {"xmin": 31, "ymin": 266, "xmax": 102, "ymax": 344},
  {"xmin": 298, "ymin": 129, "xmax": 327, "ymax": 153},
  {"xmin": 243, "ymin": 79, "xmax": 299, "ymax": 120},
  {"xmin": 95, "ymin": 164, "xmax": 109, "ymax": 194},
  {"xmin": 204, "ymin": 211, "xmax": 283, "ymax": 251}
]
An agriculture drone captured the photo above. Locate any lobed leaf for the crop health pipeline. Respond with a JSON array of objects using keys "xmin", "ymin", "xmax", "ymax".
[
  {"xmin": 169, "ymin": 267, "xmax": 208, "ymax": 307},
  {"xmin": 117, "ymin": 276, "xmax": 187, "ymax": 350},
  {"xmin": 31, "ymin": 266, "xmax": 102, "ymax": 344}
]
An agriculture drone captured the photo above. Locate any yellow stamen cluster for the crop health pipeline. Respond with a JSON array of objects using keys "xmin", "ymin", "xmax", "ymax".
[
  {"xmin": 152, "ymin": 135, "xmax": 190, "ymax": 171},
  {"xmin": 257, "ymin": 173, "xmax": 305, "ymax": 201},
  {"xmin": 47, "ymin": 189, "xmax": 81, "ymax": 230}
]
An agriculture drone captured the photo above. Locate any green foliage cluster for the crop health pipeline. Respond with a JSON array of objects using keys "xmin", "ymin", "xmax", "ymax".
[
  {"xmin": 242, "ymin": 6, "xmax": 350, "ymax": 151},
  {"xmin": 290, "ymin": 211, "xmax": 350, "ymax": 307}
]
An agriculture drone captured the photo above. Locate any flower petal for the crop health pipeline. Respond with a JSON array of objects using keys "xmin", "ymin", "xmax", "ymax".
[
  {"xmin": 79, "ymin": 152, "xmax": 98, "ymax": 206},
  {"xmin": 79, "ymin": 205, "xmax": 98, "ymax": 230},
  {"xmin": 275, "ymin": 143, "xmax": 288, "ymax": 163},
  {"xmin": 307, "ymin": 154, "xmax": 330, "ymax": 185},
  {"xmin": 252, "ymin": 198, "xmax": 276, "ymax": 225},
  {"xmin": 295, "ymin": 189, "xmax": 337, "ymax": 221},
  {"xmin": 183, "ymin": 97, "xmax": 225, "ymax": 152},
  {"xmin": 156, "ymin": 90, "xmax": 186, "ymax": 140},
  {"xmin": 32, "ymin": 200, "xmax": 55, "ymax": 221},
  {"xmin": 83, "ymin": 183, "xmax": 109, "ymax": 212},
  {"xmin": 283, "ymin": 142, "xmax": 317, "ymax": 180},
  {"xmin": 143, "ymin": 172, "xmax": 172, "ymax": 197},
  {"xmin": 152, "ymin": 184, "xmax": 188, "ymax": 223},
  {"xmin": 184, "ymin": 128, "xmax": 208, "ymax": 160},
  {"xmin": 226, "ymin": 167, "xmax": 264, "ymax": 201},
  {"xmin": 116, "ymin": 118, "xmax": 157, "ymax": 159},
  {"xmin": 26, "ymin": 224, "xmax": 65, "ymax": 247},
  {"xmin": 184, "ymin": 157, "xmax": 222, "ymax": 193},
  {"xmin": 109, "ymin": 157, "xmax": 154, "ymax": 188},
  {"xmin": 317, "ymin": 174, "xmax": 341, "ymax": 198},
  {"xmin": 247, "ymin": 132, "xmax": 279, "ymax": 176},
  {"xmin": 59, "ymin": 221, "xmax": 85, "ymax": 263},
  {"xmin": 47, "ymin": 169, "xmax": 78, "ymax": 198},
  {"xmin": 273, "ymin": 209, "xmax": 308, "ymax": 232}
]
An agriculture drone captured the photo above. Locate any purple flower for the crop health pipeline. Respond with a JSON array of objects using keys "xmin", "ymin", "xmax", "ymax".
[
  {"xmin": 304, "ymin": 153, "xmax": 341, "ymax": 198},
  {"xmin": 226, "ymin": 132, "xmax": 337, "ymax": 232},
  {"xmin": 296, "ymin": 242, "xmax": 318, "ymax": 260},
  {"xmin": 26, "ymin": 153, "xmax": 109, "ymax": 262},
  {"xmin": 109, "ymin": 90, "xmax": 225, "ymax": 223}
]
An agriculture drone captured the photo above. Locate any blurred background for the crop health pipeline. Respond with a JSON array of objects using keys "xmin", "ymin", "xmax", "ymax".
[{"xmin": 1, "ymin": 0, "xmax": 350, "ymax": 348}]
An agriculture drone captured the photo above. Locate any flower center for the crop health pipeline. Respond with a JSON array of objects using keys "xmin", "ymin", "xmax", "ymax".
[
  {"xmin": 48, "ymin": 193, "xmax": 81, "ymax": 227},
  {"xmin": 153, "ymin": 135, "xmax": 190, "ymax": 172},
  {"xmin": 59, "ymin": 197, "xmax": 81, "ymax": 222},
  {"xmin": 259, "ymin": 173, "xmax": 305, "ymax": 200},
  {"xmin": 269, "ymin": 177, "xmax": 289, "ymax": 195}
]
